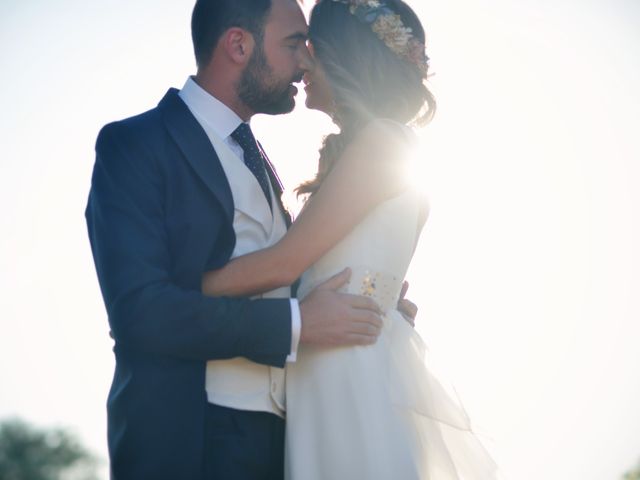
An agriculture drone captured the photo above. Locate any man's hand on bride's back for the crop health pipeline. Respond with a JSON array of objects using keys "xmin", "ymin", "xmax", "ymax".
[{"xmin": 299, "ymin": 268, "xmax": 384, "ymax": 346}]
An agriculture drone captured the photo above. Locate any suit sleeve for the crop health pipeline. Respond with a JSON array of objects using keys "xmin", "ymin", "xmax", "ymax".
[{"xmin": 85, "ymin": 123, "xmax": 292, "ymax": 366}]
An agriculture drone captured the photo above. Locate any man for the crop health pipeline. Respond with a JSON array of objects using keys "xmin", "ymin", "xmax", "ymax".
[{"xmin": 86, "ymin": 0, "xmax": 415, "ymax": 478}]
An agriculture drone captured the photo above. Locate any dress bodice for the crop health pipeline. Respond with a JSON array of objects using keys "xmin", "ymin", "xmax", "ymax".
[
  {"xmin": 297, "ymin": 189, "xmax": 428, "ymax": 312},
  {"xmin": 286, "ymin": 155, "xmax": 498, "ymax": 480}
]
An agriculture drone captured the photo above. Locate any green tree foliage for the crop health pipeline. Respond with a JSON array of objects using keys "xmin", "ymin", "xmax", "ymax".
[
  {"xmin": 624, "ymin": 463, "xmax": 640, "ymax": 480},
  {"xmin": 0, "ymin": 418, "xmax": 99, "ymax": 480}
]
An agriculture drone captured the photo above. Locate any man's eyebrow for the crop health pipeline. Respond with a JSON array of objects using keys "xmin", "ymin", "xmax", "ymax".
[{"xmin": 284, "ymin": 32, "xmax": 308, "ymax": 41}]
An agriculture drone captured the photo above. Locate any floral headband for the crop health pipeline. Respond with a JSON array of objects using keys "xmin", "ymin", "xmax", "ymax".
[{"xmin": 329, "ymin": 0, "xmax": 429, "ymax": 77}]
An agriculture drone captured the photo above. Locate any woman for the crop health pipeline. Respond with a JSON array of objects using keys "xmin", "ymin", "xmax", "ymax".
[{"xmin": 203, "ymin": 0, "xmax": 497, "ymax": 478}]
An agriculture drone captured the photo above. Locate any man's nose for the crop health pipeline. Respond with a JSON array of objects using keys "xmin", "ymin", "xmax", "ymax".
[{"xmin": 297, "ymin": 44, "xmax": 314, "ymax": 72}]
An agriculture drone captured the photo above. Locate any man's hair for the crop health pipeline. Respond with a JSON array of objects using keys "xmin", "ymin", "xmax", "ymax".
[{"xmin": 191, "ymin": 0, "xmax": 272, "ymax": 68}]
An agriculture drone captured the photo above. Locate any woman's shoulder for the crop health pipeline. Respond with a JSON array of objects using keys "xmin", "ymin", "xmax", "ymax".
[
  {"xmin": 358, "ymin": 117, "xmax": 416, "ymax": 147},
  {"xmin": 349, "ymin": 118, "xmax": 416, "ymax": 166}
]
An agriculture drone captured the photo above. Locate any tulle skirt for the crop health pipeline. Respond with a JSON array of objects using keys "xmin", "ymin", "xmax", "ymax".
[{"xmin": 284, "ymin": 309, "xmax": 498, "ymax": 480}]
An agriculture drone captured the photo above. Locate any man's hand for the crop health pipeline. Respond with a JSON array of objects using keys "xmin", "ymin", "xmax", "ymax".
[
  {"xmin": 397, "ymin": 281, "xmax": 418, "ymax": 327},
  {"xmin": 299, "ymin": 268, "xmax": 384, "ymax": 347}
]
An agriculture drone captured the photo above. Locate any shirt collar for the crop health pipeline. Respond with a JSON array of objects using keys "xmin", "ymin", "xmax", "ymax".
[{"xmin": 178, "ymin": 76, "xmax": 245, "ymax": 140}]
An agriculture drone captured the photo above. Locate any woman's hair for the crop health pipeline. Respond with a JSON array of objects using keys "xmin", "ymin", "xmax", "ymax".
[{"xmin": 297, "ymin": 0, "xmax": 435, "ymax": 196}]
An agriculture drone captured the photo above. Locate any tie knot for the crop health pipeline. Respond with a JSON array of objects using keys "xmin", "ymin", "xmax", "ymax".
[{"xmin": 231, "ymin": 123, "xmax": 258, "ymax": 151}]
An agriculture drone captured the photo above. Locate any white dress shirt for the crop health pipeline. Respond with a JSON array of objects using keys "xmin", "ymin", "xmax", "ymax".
[{"xmin": 179, "ymin": 77, "xmax": 301, "ymax": 362}]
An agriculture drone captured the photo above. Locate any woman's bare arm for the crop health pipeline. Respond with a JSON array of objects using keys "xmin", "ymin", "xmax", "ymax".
[{"xmin": 202, "ymin": 121, "xmax": 413, "ymax": 297}]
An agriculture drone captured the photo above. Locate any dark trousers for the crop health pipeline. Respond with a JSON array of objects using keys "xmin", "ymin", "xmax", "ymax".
[{"xmin": 204, "ymin": 403, "xmax": 285, "ymax": 480}]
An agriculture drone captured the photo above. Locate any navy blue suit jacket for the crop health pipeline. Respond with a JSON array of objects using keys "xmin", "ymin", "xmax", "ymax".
[{"xmin": 86, "ymin": 89, "xmax": 293, "ymax": 479}]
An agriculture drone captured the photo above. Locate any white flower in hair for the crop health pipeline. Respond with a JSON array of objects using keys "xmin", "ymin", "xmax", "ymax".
[{"xmin": 371, "ymin": 13, "xmax": 413, "ymax": 54}]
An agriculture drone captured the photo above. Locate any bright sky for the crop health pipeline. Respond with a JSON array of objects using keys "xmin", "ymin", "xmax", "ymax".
[{"xmin": 1, "ymin": 0, "xmax": 639, "ymax": 479}]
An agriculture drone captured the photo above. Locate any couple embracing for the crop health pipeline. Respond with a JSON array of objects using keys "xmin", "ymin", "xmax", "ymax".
[{"xmin": 86, "ymin": 0, "xmax": 496, "ymax": 478}]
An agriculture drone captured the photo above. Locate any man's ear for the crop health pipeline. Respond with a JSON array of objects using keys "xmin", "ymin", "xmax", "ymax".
[{"xmin": 222, "ymin": 27, "xmax": 255, "ymax": 64}]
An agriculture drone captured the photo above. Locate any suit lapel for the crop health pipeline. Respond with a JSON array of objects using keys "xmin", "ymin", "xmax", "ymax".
[{"xmin": 158, "ymin": 89, "xmax": 234, "ymax": 223}]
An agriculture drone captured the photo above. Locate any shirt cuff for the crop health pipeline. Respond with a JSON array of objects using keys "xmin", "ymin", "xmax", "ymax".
[{"xmin": 286, "ymin": 299, "xmax": 301, "ymax": 363}]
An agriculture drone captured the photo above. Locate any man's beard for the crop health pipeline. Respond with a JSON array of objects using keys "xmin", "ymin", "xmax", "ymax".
[{"xmin": 238, "ymin": 42, "xmax": 300, "ymax": 115}]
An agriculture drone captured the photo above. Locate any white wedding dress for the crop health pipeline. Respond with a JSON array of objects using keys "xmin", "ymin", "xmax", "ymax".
[{"xmin": 284, "ymin": 186, "xmax": 498, "ymax": 479}]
